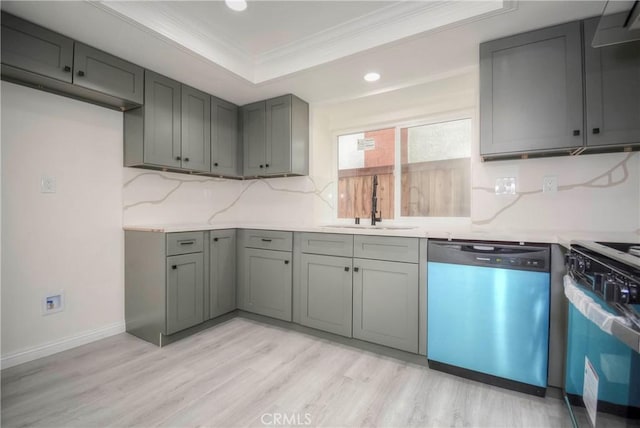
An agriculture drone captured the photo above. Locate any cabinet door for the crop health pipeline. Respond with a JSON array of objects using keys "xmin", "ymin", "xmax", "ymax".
[
  {"xmin": 143, "ymin": 71, "xmax": 181, "ymax": 168},
  {"xmin": 211, "ymin": 97, "xmax": 239, "ymax": 176},
  {"xmin": 584, "ymin": 17, "xmax": 640, "ymax": 147},
  {"xmin": 243, "ymin": 248, "xmax": 292, "ymax": 321},
  {"xmin": 1, "ymin": 12, "xmax": 73, "ymax": 83},
  {"xmin": 300, "ymin": 254, "xmax": 353, "ymax": 337},
  {"xmin": 166, "ymin": 253, "xmax": 204, "ymax": 335},
  {"xmin": 353, "ymin": 258, "xmax": 418, "ymax": 353},
  {"xmin": 181, "ymin": 85, "xmax": 211, "ymax": 172},
  {"xmin": 480, "ymin": 21, "xmax": 583, "ymax": 156},
  {"xmin": 242, "ymin": 101, "xmax": 266, "ymax": 176},
  {"xmin": 73, "ymin": 42, "xmax": 144, "ymax": 105},
  {"xmin": 265, "ymin": 95, "xmax": 292, "ymax": 175},
  {"xmin": 210, "ymin": 230, "xmax": 237, "ymax": 318}
]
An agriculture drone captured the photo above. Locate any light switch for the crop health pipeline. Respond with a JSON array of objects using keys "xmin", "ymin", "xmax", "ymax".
[{"xmin": 40, "ymin": 176, "xmax": 56, "ymax": 193}]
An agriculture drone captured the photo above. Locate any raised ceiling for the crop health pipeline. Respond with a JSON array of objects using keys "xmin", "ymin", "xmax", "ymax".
[
  {"xmin": 1, "ymin": 1, "xmax": 605, "ymax": 106},
  {"xmin": 96, "ymin": 0, "xmax": 508, "ymax": 83}
]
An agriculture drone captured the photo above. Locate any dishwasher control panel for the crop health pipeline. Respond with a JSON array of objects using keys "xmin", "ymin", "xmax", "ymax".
[{"xmin": 428, "ymin": 240, "xmax": 550, "ymax": 273}]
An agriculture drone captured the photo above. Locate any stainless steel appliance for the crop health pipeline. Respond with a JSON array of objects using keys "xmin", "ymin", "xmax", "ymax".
[
  {"xmin": 564, "ymin": 241, "xmax": 640, "ymax": 427},
  {"xmin": 427, "ymin": 240, "xmax": 551, "ymax": 397}
]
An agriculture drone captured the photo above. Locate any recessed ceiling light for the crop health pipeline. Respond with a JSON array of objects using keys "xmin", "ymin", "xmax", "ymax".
[
  {"xmin": 364, "ymin": 72, "xmax": 380, "ymax": 82},
  {"xmin": 225, "ymin": 0, "xmax": 247, "ymax": 12}
]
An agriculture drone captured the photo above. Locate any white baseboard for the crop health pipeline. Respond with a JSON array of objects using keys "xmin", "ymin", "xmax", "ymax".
[{"xmin": 1, "ymin": 321, "xmax": 126, "ymax": 370}]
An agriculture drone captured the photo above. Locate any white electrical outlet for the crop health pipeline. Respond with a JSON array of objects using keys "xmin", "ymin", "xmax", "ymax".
[
  {"xmin": 542, "ymin": 175, "xmax": 558, "ymax": 193},
  {"xmin": 495, "ymin": 177, "xmax": 516, "ymax": 195},
  {"xmin": 40, "ymin": 175, "xmax": 56, "ymax": 193},
  {"xmin": 42, "ymin": 292, "xmax": 64, "ymax": 315}
]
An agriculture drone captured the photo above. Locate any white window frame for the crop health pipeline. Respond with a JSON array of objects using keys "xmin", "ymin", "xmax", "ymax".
[{"xmin": 332, "ymin": 108, "xmax": 475, "ymax": 226}]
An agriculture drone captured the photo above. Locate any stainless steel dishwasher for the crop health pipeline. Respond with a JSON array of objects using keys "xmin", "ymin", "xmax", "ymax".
[{"xmin": 427, "ymin": 240, "xmax": 551, "ymax": 396}]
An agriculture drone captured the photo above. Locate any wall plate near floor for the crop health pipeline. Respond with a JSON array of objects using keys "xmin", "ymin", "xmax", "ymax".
[{"xmin": 42, "ymin": 292, "xmax": 64, "ymax": 315}]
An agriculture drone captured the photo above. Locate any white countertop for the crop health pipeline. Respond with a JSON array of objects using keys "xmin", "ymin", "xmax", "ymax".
[{"xmin": 123, "ymin": 222, "xmax": 640, "ymax": 246}]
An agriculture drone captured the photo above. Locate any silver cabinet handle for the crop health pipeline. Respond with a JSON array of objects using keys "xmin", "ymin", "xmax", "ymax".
[{"xmin": 179, "ymin": 240, "xmax": 195, "ymax": 245}]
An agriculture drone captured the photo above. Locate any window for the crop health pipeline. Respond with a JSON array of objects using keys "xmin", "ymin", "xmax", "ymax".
[
  {"xmin": 338, "ymin": 128, "xmax": 395, "ymax": 219},
  {"xmin": 337, "ymin": 118, "xmax": 471, "ymax": 219}
]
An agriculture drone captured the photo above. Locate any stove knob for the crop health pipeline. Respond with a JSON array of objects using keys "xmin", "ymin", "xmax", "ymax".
[
  {"xmin": 564, "ymin": 253, "xmax": 574, "ymax": 270},
  {"xmin": 603, "ymin": 276, "xmax": 630, "ymax": 304},
  {"xmin": 617, "ymin": 282, "xmax": 631, "ymax": 304},
  {"xmin": 593, "ymin": 273, "xmax": 605, "ymax": 293},
  {"xmin": 603, "ymin": 275, "xmax": 616, "ymax": 301}
]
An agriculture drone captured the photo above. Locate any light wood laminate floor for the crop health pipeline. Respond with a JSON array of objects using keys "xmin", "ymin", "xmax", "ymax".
[{"xmin": 2, "ymin": 317, "xmax": 572, "ymax": 428}]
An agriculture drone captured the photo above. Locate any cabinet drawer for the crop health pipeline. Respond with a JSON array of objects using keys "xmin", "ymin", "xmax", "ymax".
[
  {"xmin": 242, "ymin": 229, "xmax": 292, "ymax": 251},
  {"xmin": 354, "ymin": 235, "xmax": 419, "ymax": 263},
  {"xmin": 299, "ymin": 232, "xmax": 353, "ymax": 257},
  {"xmin": 166, "ymin": 231, "xmax": 204, "ymax": 256}
]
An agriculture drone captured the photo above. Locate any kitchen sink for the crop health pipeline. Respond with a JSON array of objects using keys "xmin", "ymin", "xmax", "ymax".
[{"xmin": 321, "ymin": 224, "xmax": 418, "ymax": 231}]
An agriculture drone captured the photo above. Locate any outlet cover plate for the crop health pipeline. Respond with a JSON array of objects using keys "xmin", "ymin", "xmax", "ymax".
[
  {"xmin": 40, "ymin": 176, "xmax": 56, "ymax": 193},
  {"xmin": 495, "ymin": 177, "xmax": 516, "ymax": 195},
  {"xmin": 543, "ymin": 175, "xmax": 558, "ymax": 193}
]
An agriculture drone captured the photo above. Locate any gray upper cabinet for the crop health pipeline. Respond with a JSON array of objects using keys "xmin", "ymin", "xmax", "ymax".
[
  {"xmin": 480, "ymin": 21, "xmax": 584, "ymax": 158},
  {"xmin": 73, "ymin": 42, "xmax": 143, "ymax": 105},
  {"xmin": 583, "ymin": 17, "xmax": 640, "ymax": 148},
  {"xmin": 1, "ymin": 12, "xmax": 73, "ymax": 83},
  {"xmin": 300, "ymin": 253, "xmax": 353, "ymax": 337},
  {"xmin": 352, "ymin": 258, "xmax": 419, "ymax": 353},
  {"xmin": 209, "ymin": 230, "xmax": 237, "ymax": 319},
  {"xmin": 211, "ymin": 96, "xmax": 240, "ymax": 176},
  {"xmin": 181, "ymin": 85, "xmax": 211, "ymax": 173},
  {"xmin": 242, "ymin": 101, "xmax": 267, "ymax": 176},
  {"xmin": 266, "ymin": 95, "xmax": 292, "ymax": 175},
  {"xmin": 242, "ymin": 94, "xmax": 309, "ymax": 177},
  {"xmin": 1, "ymin": 12, "xmax": 143, "ymax": 111},
  {"xmin": 136, "ymin": 71, "xmax": 182, "ymax": 169},
  {"xmin": 126, "ymin": 72, "xmax": 212, "ymax": 172},
  {"xmin": 166, "ymin": 253, "xmax": 205, "ymax": 335}
]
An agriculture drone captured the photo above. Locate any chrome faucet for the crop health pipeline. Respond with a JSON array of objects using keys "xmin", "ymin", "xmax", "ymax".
[{"xmin": 371, "ymin": 174, "xmax": 382, "ymax": 226}]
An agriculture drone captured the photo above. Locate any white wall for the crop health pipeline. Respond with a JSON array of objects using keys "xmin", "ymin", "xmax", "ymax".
[{"xmin": 1, "ymin": 82, "xmax": 125, "ymax": 366}]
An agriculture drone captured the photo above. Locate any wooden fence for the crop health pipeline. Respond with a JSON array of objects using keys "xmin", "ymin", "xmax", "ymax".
[{"xmin": 338, "ymin": 158, "xmax": 469, "ymax": 219}]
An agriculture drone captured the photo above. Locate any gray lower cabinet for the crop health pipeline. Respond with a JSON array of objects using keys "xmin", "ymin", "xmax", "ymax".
[
  {"xmin": 1, "ymin": 12, "xmax": 143, "ymax": 110},
  {"xmin": 242, "ymin": 94, "xmax": 309, "ymax": 177},
  {"xmin": 237, "ymin": 229, "xmax": 293, "ymax": 321},
  {"xmin": 125, "ymin": 231, "xmax": 205, "ymax": 346},
  {"xmin": 480, "ymin": 21, "xmax": 584, "ymax": 158},
  {"xmin": 584, "ymin": 17, "xmax": 640, "ymax": 148},
  {"xmin": 209, "ymin": 230, "xmax": 237, "ymax": 318},
  {"xmin": 125, "ymin": 72, "xmax": 211, "ymax": 173},
  {"xmin": 166, "ymin": 253, "xmax": 204, "ymax": 335},
  {"xmin": 299, "ymin": 253, "xmax": 353, "ymax": 337},
  {"xmin": 211, "ymin": 96, "xmax": 241, "ymax": 176},
  {"xmin": 241, "ymin": 248, "xmax": 292, "ymax": 321},
  {"xmin": 352, "ymin": 258, "xmax": 419, "ymax": 353}
]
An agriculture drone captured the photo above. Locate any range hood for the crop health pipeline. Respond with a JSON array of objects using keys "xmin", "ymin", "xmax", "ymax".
[{"xmin": 592, "ymin": 0, "xmax": 640, "ymax": 47}]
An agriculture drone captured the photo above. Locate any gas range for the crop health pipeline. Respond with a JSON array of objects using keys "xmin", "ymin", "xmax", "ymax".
[
  {"xmin": 566, "ymin": 240, "xmax": 640, "ymax": 335},
  {"xmin": 567, "ymin": 241, "xmax": 639, "ymax": 301}
]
